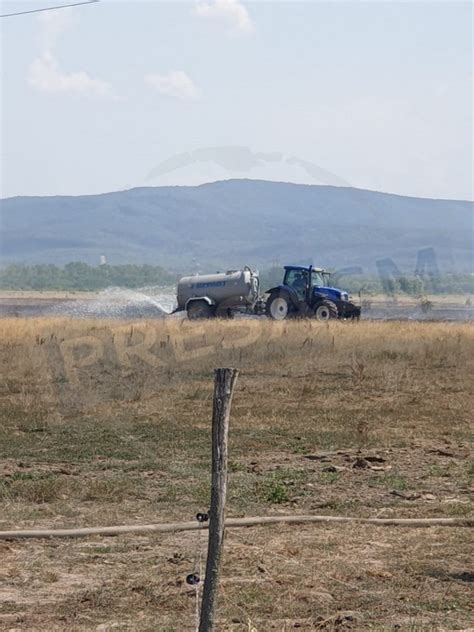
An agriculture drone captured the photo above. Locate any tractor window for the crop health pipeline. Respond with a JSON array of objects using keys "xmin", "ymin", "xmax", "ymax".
[
  {"xmin": 311, "ymin": 271, "xmax": 325, "ymax": 287},
  {"xmin": 284, "ymin": 269, "xmax": 308, "ymax": 298}
]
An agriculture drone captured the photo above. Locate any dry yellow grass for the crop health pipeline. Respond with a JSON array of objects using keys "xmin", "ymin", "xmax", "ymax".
[{"xmin": 0, "ymin": 318, "xmax": 473, "ymax": 630}]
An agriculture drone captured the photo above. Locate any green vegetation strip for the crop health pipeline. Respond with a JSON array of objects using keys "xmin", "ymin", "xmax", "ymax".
[{"xmin": 1, "ymin": 262, "xmax": 473, "ymax": 294}]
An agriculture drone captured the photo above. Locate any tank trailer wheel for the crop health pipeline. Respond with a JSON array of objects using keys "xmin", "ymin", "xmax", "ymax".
[
  {"xmin": 216, "ymin": 307, "xmax": 234, "ymax": 319},
  {"xmin": 313, "ymin": 300, "xmax": 338, "ymax": 321},
  {"xmin": 266, "ymin": 293, "xmax": 290, "ymax": 320},
  {"xmin": 186, "ymin": 301, "xmax": 214, "ymax": 320}
]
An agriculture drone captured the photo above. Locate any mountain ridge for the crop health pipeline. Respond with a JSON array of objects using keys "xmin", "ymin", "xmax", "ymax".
[
  {"xmin": 3, "ymin": 178, "xmax": 472, "ymax": 204},
  {"xmin": 1, "ymin": 179, "xmax": 472, "ymax": 273}
]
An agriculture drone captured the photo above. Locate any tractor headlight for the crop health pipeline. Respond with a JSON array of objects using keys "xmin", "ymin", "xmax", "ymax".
[{"xmin": 340, "ymin": 292, "xmax": 348, "ymax": 301}]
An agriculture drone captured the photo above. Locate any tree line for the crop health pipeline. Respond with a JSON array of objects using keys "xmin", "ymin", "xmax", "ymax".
[
  {"xmin": 0, "ymin": 262, "xmax": 472, "ymax": 295},
  {"xmin": 0, "ymin": 263, "xmax": 177, "ymax": 291}
]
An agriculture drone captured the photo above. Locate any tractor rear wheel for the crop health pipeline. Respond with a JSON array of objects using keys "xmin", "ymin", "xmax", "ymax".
[
  {"xmin": 266, "ymin": 293, "xmax": 290, "ymax": 320},
  {"xmin": 187, "ymin": 301, "xmax": 214, "ymax": 320},
  {"xmin": 313, "ymin": 300, "xmax": 338, "ymax": 321}
]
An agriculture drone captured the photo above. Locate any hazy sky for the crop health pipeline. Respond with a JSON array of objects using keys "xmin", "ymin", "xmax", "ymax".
[{"xmin": 1, "ymin": 0, "xmax": 472, "ymax": 200}]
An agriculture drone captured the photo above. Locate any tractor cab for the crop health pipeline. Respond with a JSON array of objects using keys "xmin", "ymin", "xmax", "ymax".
[
  {"xmin": 283, "ymin": 265, "xmax": 345, "ymax": 301},
  {"xmin": 283, "ymin": 266, "xmax": 309, "ymax": 300},
  {"xmin": 266, "ymin": 264, "xmax": 361, "ymax": 321}
]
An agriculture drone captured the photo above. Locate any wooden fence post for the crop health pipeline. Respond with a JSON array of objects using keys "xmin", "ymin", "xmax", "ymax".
[{"xmin": 199, "ymin": 368, "xmax": 239, "ymax": 632}]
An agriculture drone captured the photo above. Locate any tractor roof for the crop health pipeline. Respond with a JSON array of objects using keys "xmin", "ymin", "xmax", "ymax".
[{"xmin": 284, "ymin": 265, "xmax": 325, "ymax": 273}]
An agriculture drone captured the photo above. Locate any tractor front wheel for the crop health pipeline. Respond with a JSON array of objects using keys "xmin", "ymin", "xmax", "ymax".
[
  {"xmin": 266, "ymin": 293, "xmax": 290, "ymax": 320},
  {"xmin": 313, "ymin": 300, "xmax": 338, "ymax": 321}
]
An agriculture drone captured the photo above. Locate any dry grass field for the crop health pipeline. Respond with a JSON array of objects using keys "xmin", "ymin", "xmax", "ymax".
[{"xmin": 0, "ymin": 318, "xmax": 473, "ymax": 631}]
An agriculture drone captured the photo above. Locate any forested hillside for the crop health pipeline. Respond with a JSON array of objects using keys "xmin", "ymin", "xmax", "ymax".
[{"xmin": 1, "ymin": 179, "xmax": 472, "ymax": 272}]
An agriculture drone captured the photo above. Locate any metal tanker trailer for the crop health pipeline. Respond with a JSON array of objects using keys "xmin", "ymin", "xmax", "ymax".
[{"xmin": 176, "ymin": 266, "xmax": 262, "ymax": 319}]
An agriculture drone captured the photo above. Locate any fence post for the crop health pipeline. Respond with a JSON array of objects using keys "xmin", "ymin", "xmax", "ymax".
[{"xmin": 199, "ymin": 368, "xmax": 239, "ymax": 632}]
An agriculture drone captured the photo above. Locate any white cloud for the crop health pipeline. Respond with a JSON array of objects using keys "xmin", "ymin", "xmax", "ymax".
[
  {"xmin": 38, "ymin": 7, "xmax": 77, "ymax": 51},
  {"xmin": 144, "ymin": 71, "xmax": 198, "ymax": 100},
  {"xmin": 28, "ymin": 52, "xmax": 112, "ymax": 96},
  {"xmin": 194, "ymin": 0, "xmax": 254, "ymax": 34},
  {"xmin": 28, "ymin": 7, "xmax": 114, "ymax": 98}
]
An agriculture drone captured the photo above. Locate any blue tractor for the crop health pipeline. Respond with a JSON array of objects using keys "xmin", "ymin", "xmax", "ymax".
[{"xmin": 265, "ymin": 265, "xmax": 361, "ymax": 321}]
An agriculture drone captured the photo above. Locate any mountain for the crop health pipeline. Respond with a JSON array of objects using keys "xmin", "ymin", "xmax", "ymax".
[{"xmin": 1, "ymin": 179, "xmax": 472, "ymax": 273}]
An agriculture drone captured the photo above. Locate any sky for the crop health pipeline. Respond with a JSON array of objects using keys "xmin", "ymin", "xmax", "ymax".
[{"xmin": 1, "ymin": 0, "xmax": 473, "ymax": 200}]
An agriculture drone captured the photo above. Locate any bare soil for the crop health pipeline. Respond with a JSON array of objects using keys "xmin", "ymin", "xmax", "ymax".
[{"xmin": 0, "ymin": 290, "xmax": 473, "ymax": 321}]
